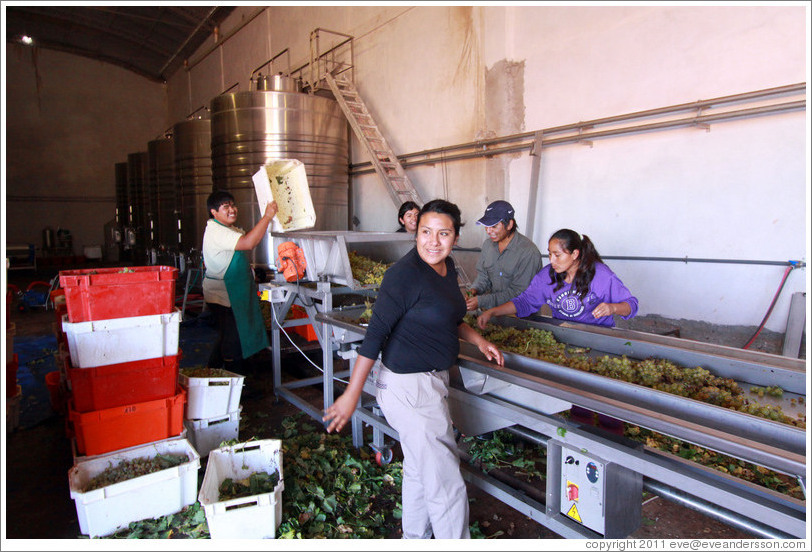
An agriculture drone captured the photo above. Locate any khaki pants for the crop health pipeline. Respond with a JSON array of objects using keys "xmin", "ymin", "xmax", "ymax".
[{"xmin": 376, "ymin": 365, "xmax": 470, "ymax": 539}]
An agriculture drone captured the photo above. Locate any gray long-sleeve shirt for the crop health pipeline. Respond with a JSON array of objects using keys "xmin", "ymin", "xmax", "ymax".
[{"xmin": 471, "ymin": 231, "xmax": 544, "ymax": 311}]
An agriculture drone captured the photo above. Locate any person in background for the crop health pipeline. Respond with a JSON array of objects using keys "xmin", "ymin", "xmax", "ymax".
[
  {"xmin": 466, "ymin": 200, "xmax": 543, "ymax": 312},
  {"xmin": 323, "ymin": 199, "xmax": 504, "ymax": 539},
  {"xmin": 477, "ymin": 228, "xmax": 638, "ymax": 434},
  {"xmin": 202, "ymin": 191, "xmax": 278, "ymax": 376},
  {"xmin": 395, "ymin": 200, "xmax": 420, "ymax": 233}
]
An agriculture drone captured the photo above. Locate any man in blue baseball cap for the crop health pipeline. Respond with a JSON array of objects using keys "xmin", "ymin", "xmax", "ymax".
[{"xmin": 466, "ymin": 200, "xmax": 543, "ymax": 312}]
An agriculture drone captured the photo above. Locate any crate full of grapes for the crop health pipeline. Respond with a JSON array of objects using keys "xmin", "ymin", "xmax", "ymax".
[
  {"xmin": 179, "ymin": 367, "xmax": 244, "ymax": 420},
  {"xmin": 199, "ymin": 439, "xmax": 283, "ymax": 539},
  {"xmin": 68, "ymin": 438, "xmax": 200, "ymax": 538}
]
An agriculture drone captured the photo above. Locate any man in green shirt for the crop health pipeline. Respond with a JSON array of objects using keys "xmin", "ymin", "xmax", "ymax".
[{"xmin": 202, "ymin": 191, "xmax": 277, "ymax": 376}]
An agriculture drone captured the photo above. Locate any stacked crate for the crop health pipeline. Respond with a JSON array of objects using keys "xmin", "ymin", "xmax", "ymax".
[
  {"xmin": 59, "ymin": 266, "xmax": 201, "ymax": 537},
  {"xmin": 59, "ymin": 266, "xmax": 185, "ymax": 457},
  {"xmin": 68, "ymin": 435, "xmax": 201, "ymax": 538},
  {"xmin": 179, "ymin": 367, "xmax": 244, "ymax": 457}
]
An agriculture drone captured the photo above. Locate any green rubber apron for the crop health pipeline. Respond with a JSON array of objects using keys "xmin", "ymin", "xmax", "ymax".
[{"xmin": 223, "ymin": 249, "xmax": 269, "ymax": 359}]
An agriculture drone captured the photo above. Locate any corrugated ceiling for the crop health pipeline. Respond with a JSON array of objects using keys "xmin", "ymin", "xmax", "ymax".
[{"xmin": 5, "ymin": 5, "xmax": 236, "ymax": 82}]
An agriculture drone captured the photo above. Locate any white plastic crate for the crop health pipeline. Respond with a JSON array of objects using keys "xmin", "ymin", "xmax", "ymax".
[
  {"xmin": 199, "ymin": 439, "xmax": 284, "ymax": 539},
  {"xmin": 68, "ymin": 437, "xmax": 200, "ymax": 538},
  {"xmin": 183, "ymin": 408, "xmax": 241, "ymax": 458},
  {"xmin": 252, "ymin": 159, "xmax": 316, "ymax": 232},
  {"xmin": 62, "ymin": 309, "xmax": 181, "ymax": 368},
  {"xmin": 179, "ymin": 369, "xmax": 244, "ymax": 420}
]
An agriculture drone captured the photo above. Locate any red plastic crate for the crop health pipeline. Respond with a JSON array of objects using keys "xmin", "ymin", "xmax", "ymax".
[
  {"xmin": 69, "ymin": 388, "xmax": 186, "ymax": 456},
  {"xmin": 59, "ymin": 266, "xmax": 179, "ymax": 323},
  {"xmin": 7, "ymin": 353, "xmax": 19, "ymax": 397},
  {"xmin": 67, "ymin": 353, "xmax": 180, "ymax": 413},
  {"xmin": 289, "ymin": 305, "xmax": 318, "ymax": 341}
]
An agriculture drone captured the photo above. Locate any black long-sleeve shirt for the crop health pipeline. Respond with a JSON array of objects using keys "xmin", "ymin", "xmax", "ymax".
[{"xmin": 358, "ymin": 247, "xmax": 467, "ymax": 374}]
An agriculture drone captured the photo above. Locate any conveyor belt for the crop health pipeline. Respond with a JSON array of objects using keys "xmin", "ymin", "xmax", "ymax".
[
  {"xmin": 455, "ymin": 353, "xmax": 804, "ymax": 476},
  {"xmin": 317, "ymin": 308, "xmax": 806, "ymax": 476},
  {"xmin": 314, "ymin": 307, "xmax": 807, "ymax": 538}
]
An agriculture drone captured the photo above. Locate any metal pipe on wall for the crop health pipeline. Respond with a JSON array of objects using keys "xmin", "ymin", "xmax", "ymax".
[
  {"xmin": 184, "ymin": 7, "xmax": 266, "ymax": 72},
  {"xmin": 350, "ymin": 85, "xmax": 803, "ymax": 259},
  {"xmin": 159, "ymin": 7, "xmax": 220, "ymax": 76},
  {"xmin": 580, "ymin": 256, "xmax": 804, "ymax": 268},
  {"xmin": 349, "ymin": 83, "xmax": 805, "ymax": 175},
  {"xmin": 453, "ymin": 249, "xmax": 804, "ymax": 273}
]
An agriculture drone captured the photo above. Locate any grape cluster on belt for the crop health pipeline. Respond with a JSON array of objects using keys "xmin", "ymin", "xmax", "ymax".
[
  {"xmin": 466, "ymin": 316, "xmax": 805, "ymax": 429},
  {"xmin": 348, "ymin": 251, "xmax": 391, "ymax": 287},
  {"xmin": 750, "ymin": 385, "xmax": 784, "ymax": 398},
  {"xmin": 359, "ymin": 299, "xmax": 374, "ymax": 324}
]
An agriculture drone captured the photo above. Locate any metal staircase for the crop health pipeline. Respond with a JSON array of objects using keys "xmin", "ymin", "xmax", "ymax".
[{"xmin": 324, "ymin": 73, "xmax": 422, "ymax": 207}]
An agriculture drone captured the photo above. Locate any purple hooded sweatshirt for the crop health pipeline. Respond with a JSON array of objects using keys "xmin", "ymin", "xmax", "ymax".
[{"xmin": 511, "ymin": 263, "xmax": 638, "ymax": 327}]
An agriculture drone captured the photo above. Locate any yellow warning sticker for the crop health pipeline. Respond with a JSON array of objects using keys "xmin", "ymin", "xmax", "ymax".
[{"xmin": 566, "ymin": 503, "xmax": 582, "ymax": 523}]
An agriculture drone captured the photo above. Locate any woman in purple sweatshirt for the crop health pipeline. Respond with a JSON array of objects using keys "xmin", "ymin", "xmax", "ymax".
[
  {"xmin": 477, "ymin": 228, "xmax": 638, "ymax": 328},
  {"xmin": 477, "ymin": 228, "xmax": 638, "ymax": 434}
]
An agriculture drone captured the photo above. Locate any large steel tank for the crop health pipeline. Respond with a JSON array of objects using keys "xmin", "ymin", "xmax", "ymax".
[
  {"xmin": 115, "ymin": 161, "xmax": 128, "ymax": 227},
  {"xmin": 210, "ymin": 76, "xmax": 349, "ymax": 269},
  {"xmin": 147, "ymin": 136, "xmax": 178, "ymax": 249},
  {"xmin": 127, "ymin": 152, "xmax": 149, "ymax": 254},
  {"xmin": 173, "ymin": 117, "xmax": 213, "ymax": 253}
]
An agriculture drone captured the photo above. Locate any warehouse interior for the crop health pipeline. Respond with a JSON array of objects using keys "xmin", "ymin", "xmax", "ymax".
[{"xmin": 2, "ymin": 3, "xmax": 810, "ymax": 544}]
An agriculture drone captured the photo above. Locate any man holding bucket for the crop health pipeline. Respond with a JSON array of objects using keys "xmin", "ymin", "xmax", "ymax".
[{"xmin": 202, "ymin": 190, "xmax": 277, "ymax": 375}]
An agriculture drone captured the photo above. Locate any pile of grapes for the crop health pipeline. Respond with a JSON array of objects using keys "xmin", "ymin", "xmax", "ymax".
[
  {"xmin": 83, "ymin": 453, "xmax": 188, "ymax": 491},
  {"xmin": 466, "ymin": 316, "xmax": 804, "ymax": 429},
  {"xmin": 218, "ymin": 470, "xmax": 281, "ymax": 501},
  {"xmin": 181, "ymin": 367, "xmax": 236, "ymax": 378},
  {"xmin": 348, "ymin": 251, "xmax": 391, "ymax": 287}
]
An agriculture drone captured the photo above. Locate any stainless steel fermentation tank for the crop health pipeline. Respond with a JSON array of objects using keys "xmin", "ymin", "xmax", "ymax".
[
  {"xmin": 147, "ymin": 136, "xmax": 178, "ymax": 249},
  {"xmin": 111, "ymin": 161, "xmax": 129, "ymax": 260},
  {"xmin": 173, "ymin": 117, "xmax": 213, "ymax": 253},
  {"xmin": 126, "ymin": 152, "xmax": 149, "ymax": 258},
  {"xmin": 114, "ymin": 161, "xmax": 128, "ymax": 228},
  {"xmin": 210, "ymin": 76, "xmax": 350, "ymax": 270}
]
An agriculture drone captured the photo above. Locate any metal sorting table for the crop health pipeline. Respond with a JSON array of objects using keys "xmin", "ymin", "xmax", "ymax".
[
  {"xmin": 258, "ymin": 230, "xmax": 806, "ymax": 538},
  {"xmin": 312, "ymin": 308, "xmax": 806, "ymax": 539}
]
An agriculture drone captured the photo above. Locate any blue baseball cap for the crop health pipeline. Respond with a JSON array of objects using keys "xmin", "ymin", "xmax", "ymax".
[{"xmin": 476, "ymin": 200, "xmax": 515, "ymax": 227}]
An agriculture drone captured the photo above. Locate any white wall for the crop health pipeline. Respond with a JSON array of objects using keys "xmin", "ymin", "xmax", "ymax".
[
  {"xmin": 166, "ymin": 5, "xmax": 808, "ymax": 332},
  {"xmin": 4, "ymin": 45, "xmax": 167, "ymax": 254}
]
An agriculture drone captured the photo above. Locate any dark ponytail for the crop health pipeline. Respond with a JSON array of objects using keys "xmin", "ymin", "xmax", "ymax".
[{"xmin": 548, "ymin": 229, "xmax": 603, "ymax": 299}]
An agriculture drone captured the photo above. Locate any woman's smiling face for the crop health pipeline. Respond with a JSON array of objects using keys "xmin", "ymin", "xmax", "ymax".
[{"xmin": 416, "ymin": 212, "xmax": 458, "ymax": 271}]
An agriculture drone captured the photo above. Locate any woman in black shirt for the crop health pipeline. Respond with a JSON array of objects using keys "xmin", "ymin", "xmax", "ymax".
[{"xmin": 323, "ymin": 199, "xmax": 503, "ymax": 539}]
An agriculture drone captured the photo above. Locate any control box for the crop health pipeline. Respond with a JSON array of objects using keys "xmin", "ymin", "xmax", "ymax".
[{"xmin": 546, "ymin": 440, "xmax": 642, "ymax": 538}]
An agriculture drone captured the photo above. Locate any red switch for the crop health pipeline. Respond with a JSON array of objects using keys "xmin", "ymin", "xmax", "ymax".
[{"xmin": 567, "ymin": 483, "xmax": 579, "ymax": 501}]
